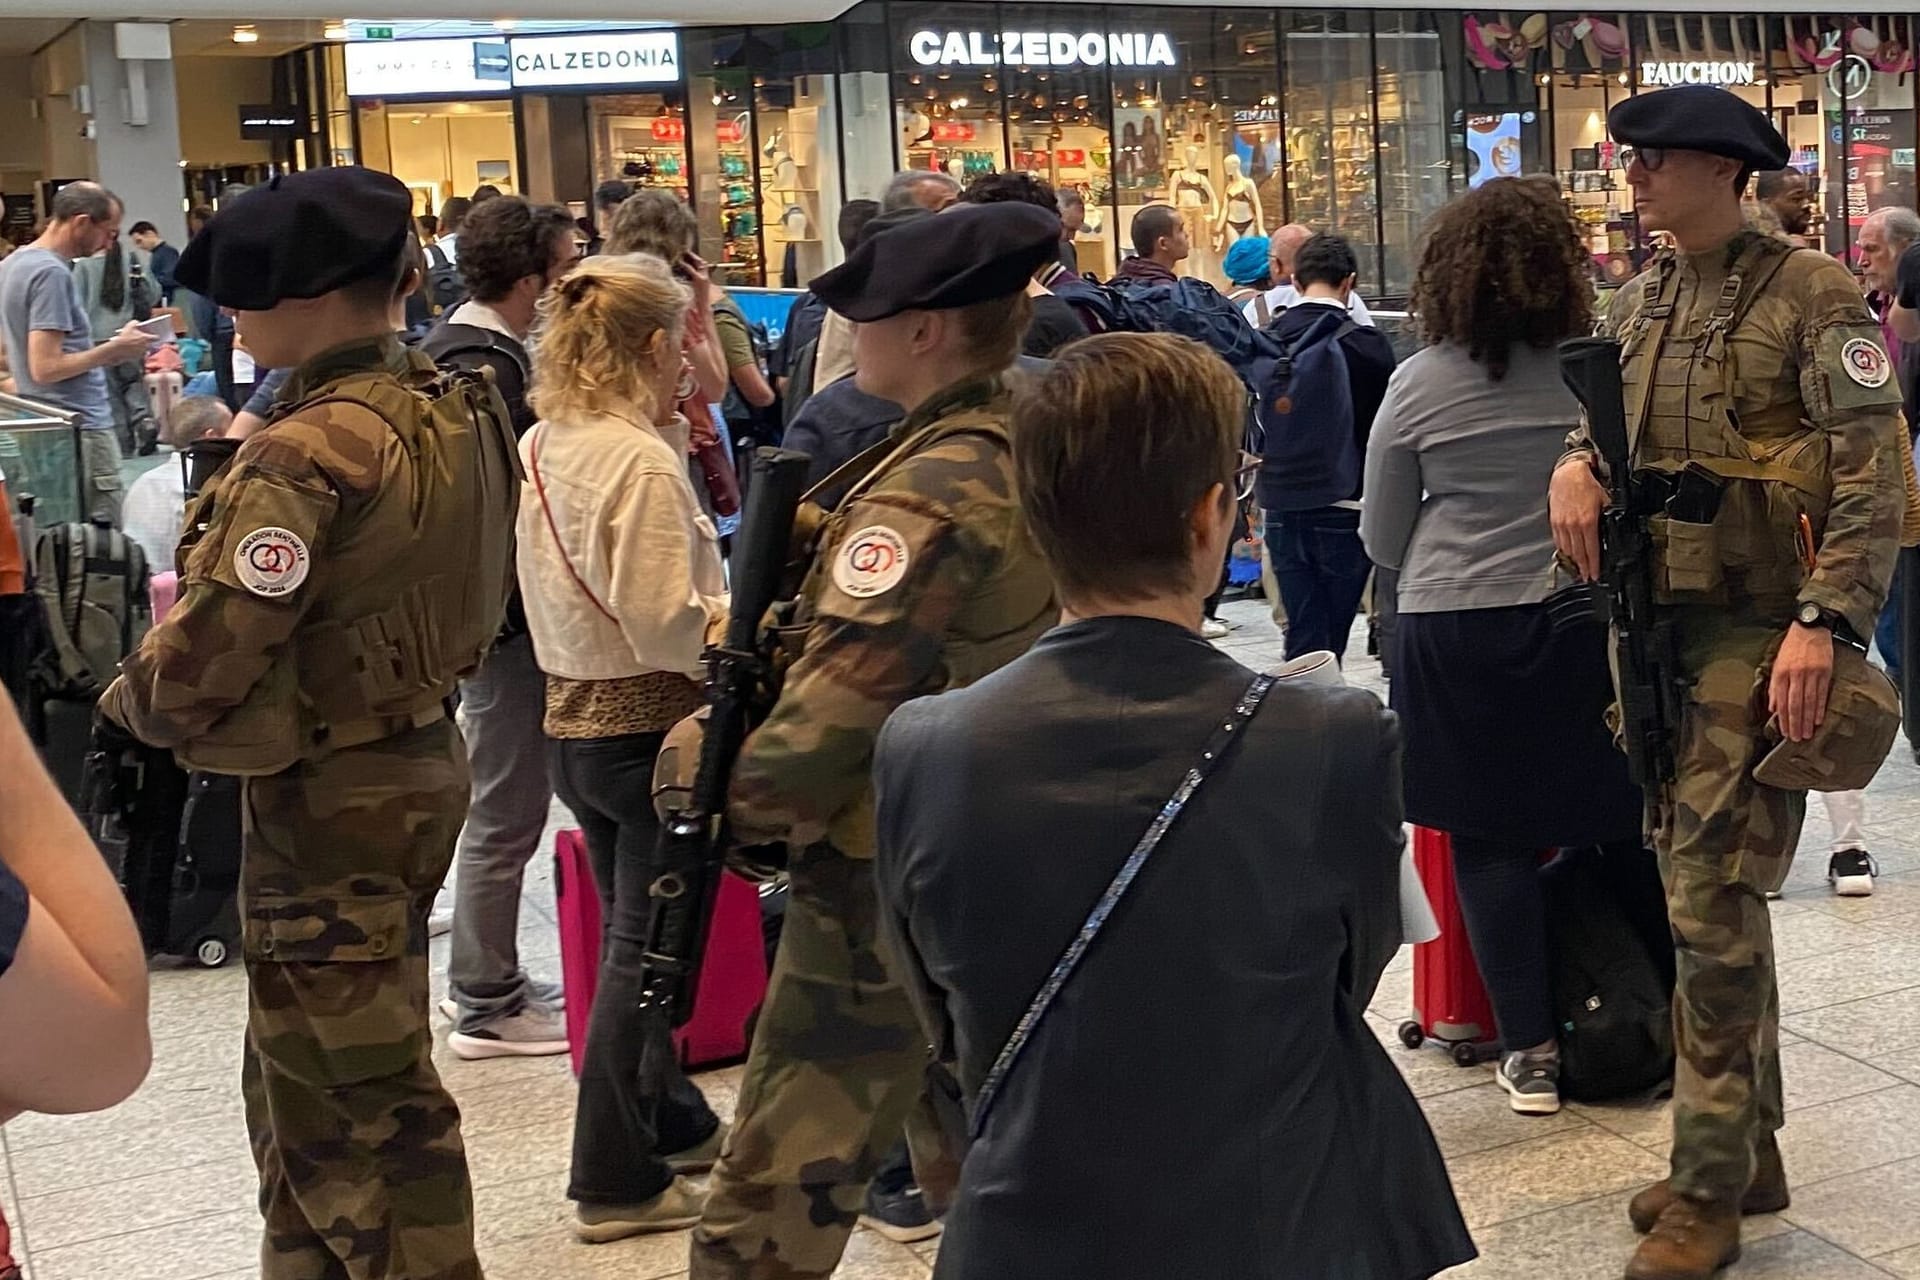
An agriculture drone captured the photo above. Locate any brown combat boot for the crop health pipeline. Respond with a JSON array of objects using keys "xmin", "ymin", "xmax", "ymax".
[
  {"xmin": 1628, "ymin": 1136, "xmax": 1790, "ymax": 1233},
  {"xmin": 1624, "ymin": 1195, "xmax": 1741, "ymax": 1280}
]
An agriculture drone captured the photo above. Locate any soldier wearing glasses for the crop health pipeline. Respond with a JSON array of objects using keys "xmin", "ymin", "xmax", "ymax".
[{"xmin": 1549, "ymin": 86, "xmax": 1906, "ymax": 1280}]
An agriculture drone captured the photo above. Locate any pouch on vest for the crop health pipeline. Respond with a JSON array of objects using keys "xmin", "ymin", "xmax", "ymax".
[
  {"xmin": 1649, "ymin": 514, "xmax": 1723, "ymax": 597},
  {"xmin": 1751, "ymin": 637, "xmax": 1900, "ymax": 791}
]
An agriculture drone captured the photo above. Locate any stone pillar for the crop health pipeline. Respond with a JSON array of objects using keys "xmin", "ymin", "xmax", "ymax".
[{"xmin": 84, "ymin": 20, "xmax": 185, "ymax": 243}]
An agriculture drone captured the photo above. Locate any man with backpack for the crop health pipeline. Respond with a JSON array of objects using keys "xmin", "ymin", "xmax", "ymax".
[
  {"xmin": 1256, "ymin": 233, "xmax": 1396, "ymax": 662},
  {"xmin": 418, "ymin": 194, "xmax": 581, "ymax": 1060},
  {"xmin": 1103, "ymin": 205, "xmax": 1263, "ymax": 387},
  {"xmin": 424, "ymin": 196, "xmax": 474, "ymax": 315}
]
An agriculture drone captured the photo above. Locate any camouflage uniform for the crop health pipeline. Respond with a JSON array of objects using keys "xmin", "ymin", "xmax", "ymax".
[
  {"xmin": 691, "ymin": 373, "xmax": 1056, "ymax": 1280},
  {"xmin": 1573, "ymin": 231, "xmax": 1904, "ymax": 1204},
  {"xmin": 101, "ymin": 336, "xmax": 520, "ymax": 1279}
]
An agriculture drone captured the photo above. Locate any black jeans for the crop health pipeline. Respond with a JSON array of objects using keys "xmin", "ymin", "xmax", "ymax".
[
  {"xmin": 549, "ymin": 733, "xmax": 719, "ymax": 1205},
  {"xmin": 1449, "ymin": 834, "xmax": 1555, "ymax": 1050}
]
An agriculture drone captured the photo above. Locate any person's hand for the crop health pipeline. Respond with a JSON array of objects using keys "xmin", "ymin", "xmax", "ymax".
[
  {"xmin": 682, "ymin": 252, "xmax": 715, "ymax": 312},
  {"xmin": 687, "ymin": 410, "xmax": 719, "ymax": 451},
  {"xmin": 1769, "ymin": 622, "xmax": 1835, "ymax": 742},
  {"xmin": 103, "ymin": 322, "xmax": 151, "ymax": 363},
  {"xmin": 1549, "ymin": 454, "xmax": 1608, "ymax": 582}
]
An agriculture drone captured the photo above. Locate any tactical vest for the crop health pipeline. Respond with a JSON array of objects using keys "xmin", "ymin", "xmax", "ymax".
[
  {"xmin": 1617, "ymin": 236, "xmax": 1831, "ymax": 606},
  {"xmin": 176, "ymin": 348, "xmax": 521, "ymax": 773}
]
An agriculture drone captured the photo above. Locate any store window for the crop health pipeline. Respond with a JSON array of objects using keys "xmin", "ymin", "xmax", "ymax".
[
  {"xmin": 750, "ymin": 24, "xmax": 844, "ymax": 287},
  {"xmin": 1004, "ymin": 6, "xmax": 1118, "ymax": 277},
  {"xmin": 836, "ymin": 2, "xmax": 895, "ymax": 208},
  {"xmin": 1375, "ymin": 12, "xmax": 1447, "ymax": 294},
  {"xmin": 682, "ymin": 29, "xmax": 750, "ymax": 281},
  {"xmin": 1284, "ymin": 12, "xmax": 1381, "ymax": 293},
  {"xmin": 891, "ymin": 3, "xmax": 1009, "ymax": 192},
  {"xmin": 355, "ymin": 99, "xmax": 519, "ymax": 222}
]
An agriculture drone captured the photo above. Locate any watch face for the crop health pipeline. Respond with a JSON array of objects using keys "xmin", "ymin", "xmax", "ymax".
[{"xmin": 1799, "ymin": 603, "xmax": 1823, "ymax": 626}]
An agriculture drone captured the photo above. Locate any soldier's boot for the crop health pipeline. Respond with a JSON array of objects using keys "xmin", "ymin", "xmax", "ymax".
[
  {"xmin": 1624, "ymin": 1196, "xmax": 1741, "ymax": 1280},
  {"xmin": 1628, "ymin": 1135, "xmax": 1789, "ymax": 1233}
]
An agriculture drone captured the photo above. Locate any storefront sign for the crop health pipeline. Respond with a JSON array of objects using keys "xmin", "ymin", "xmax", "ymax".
[
  {"xmin": 930, "ymin": 121, "xmax": 978, "ymax": 142},
  {"xmin": 651, "ymin": 117, "xmax": 686, "ymax": 143},
  {"xmin": 508, "ymin": 31, "xmax": 680, "ymax": 88},
  {"xmin": 1055, "ymin": 148, "xmax": 1086, "ymax": 166},
  {"xmin": 343, "ymin": 38, "xmax": 511, "ymax": 97},
  {"xmin": 238, "ymin": 104, "xmax": 300, "ymax": 140},
  {"xmin": 1637, "ymin": 60, "xmax": 1756, "ymax": 87},
  {"xmin": 716, "ymin": 119, "xmax": 744, "ymax": 144},
  {"xmin": 908, "ymin": 29, "xmax": 1176, "ymax": 69}
]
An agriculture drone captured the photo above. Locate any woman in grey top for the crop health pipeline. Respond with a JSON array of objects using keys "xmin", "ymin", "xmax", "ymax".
[
  {"xmin": 72, "ymin": 235, "xmax": 160, "ymax": 454},
  {"xmin": 1362, "ymin": 179, "xmax": 1648, "ymax": 1116}
]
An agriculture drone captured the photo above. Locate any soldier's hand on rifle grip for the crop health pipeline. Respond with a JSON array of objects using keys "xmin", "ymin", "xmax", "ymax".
[
  {"xmin": 1549, "ymin": 454, "xmax": 1608, "ymax": 583},
  {"xmin": 1769, "ymin": 622, "xmax": 1835, "ymax": 743}
]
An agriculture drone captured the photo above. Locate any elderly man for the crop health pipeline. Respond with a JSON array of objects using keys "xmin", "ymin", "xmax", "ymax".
[{"xmin": 1253, "ymin": 222, "xmax": 1376, "ymax": 326}]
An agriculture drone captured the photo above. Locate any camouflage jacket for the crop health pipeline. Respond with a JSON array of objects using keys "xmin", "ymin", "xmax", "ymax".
[
  {"xmin": 1567, "ymin": 232, "xmax": 1905, "ymax": 640},
  {"xmin": 101, "ymin": 335, "xmax": 519, "ymax": 773},
  {"xmin": 727, "ymin": 373, "xmax": 1056, "ymax": 856}
]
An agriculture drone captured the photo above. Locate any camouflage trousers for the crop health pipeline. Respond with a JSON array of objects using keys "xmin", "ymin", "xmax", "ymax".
[
  {"xmin": 690, "ymin": 841, "xmax": 956, "ymax": 1280},
  {"xmin": 1654, "ymin": 607, "xmax": 1805, "ymax": 1204},
  {"xmin": 239, "ymin": 719, "xmax": 482, "ymax": 1280}
]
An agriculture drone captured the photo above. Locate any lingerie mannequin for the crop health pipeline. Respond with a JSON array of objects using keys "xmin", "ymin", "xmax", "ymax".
[
  {"xmin": 1166, "ymin": 145, "xmax": 1220, "ymax": 277},
  {"xmin": 1215, "ymin": 154, "xmax": 1265, "ymax": 246}
]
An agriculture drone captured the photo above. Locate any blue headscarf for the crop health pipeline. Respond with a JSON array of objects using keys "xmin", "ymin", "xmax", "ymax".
[{"xmin": 1223, "ymin": 235, "xmax": 1271, "ymax": 287}]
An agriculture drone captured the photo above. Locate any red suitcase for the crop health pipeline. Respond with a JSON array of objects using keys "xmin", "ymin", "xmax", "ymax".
[
  {"xmin": 554, "ymin": 828, "xmax": 769, "ymax": 1076},
  {"xmin": 1398, "ymin": 826, "xmax": 1500, "ymax": 1067}
]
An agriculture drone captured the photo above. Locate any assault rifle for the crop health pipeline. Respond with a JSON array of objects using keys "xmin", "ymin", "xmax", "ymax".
[
  {"xmin": 1558, "ymin": 337, "xmax": 1688, "ymax": 789},
  {"xmin": 637, "ymin": 447, "xmax": 811, "ymax": 1026}
]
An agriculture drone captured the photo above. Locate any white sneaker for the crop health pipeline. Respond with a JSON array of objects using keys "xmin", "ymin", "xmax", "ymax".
[
  {"xmin": 1201, "ymin": 618, "xmax": 1233, "ymax": 640},
  {"xmin": 1829, "ymin": 848, "xmax": 1878, "ymax": 897},
  {"xmin": 446, "ymin": 1004, "xmax": 570, "ymax": 1060}
]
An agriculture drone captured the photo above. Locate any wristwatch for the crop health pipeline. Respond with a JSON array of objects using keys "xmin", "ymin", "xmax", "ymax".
[{"xmin": 1796, "ymin": 602, "xmax": 1838, "ymax": 630}]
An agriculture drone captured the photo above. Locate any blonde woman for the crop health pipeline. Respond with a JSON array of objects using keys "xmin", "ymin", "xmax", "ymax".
[{"xmin": 518, "ymin": 253, "xmax": 729, "ymax": 1241}]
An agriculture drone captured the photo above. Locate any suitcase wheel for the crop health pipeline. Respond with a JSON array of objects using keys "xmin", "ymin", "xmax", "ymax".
[
  {"xmin": 1451, "ymin": 1041, "xmax": 1486, "ymax": 1068},
  {"xmin": 1397, "ymin": 1020, "xmax": 1425, "ymax": 1051},
  {"xmin": 193, "ymin": 935, "xmax": 232, "ymax": 969}
]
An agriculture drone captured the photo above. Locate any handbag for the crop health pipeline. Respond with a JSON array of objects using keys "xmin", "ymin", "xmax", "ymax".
[{"xmin": 930, "ymin": 670, "xmax": 1279, "ymax": 1154}]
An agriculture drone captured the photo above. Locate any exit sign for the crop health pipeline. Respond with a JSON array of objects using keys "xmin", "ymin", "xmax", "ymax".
[{"xmin": 365, "ymin": 25, "xmax": 394, "ymax": 38}]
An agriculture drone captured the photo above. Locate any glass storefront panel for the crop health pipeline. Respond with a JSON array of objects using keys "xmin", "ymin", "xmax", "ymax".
[
  {"xmin": 836, "ymin": 3, "xmax": 896, "ymax": 209},
  {"xmin": 890, "ymin": 4, "xmax": 1009, "ymax": 191},
  {"xmin": 682, "ymin": 29, "xmax": 752, "ymax": 283},
  {"xmin": 1005, "ymin": 6, "xmax": 1118, "ymax": 277},
  {"xmin": 354, "ymin": 99, "xmax": 519, "ymax": 222},
  {"xmin": 1375, "ymin": 12, "xmax": 1448, "ymax": 294},
  {"xmin": 1284, "ymin": 12, "xmax": 1382, "ymax": 293},
  {"xmin": 750, "ymin": 24, "xmax": 844, "ymax": 287}
]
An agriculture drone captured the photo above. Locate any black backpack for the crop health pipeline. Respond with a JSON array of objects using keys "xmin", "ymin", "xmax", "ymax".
[
  {"xmin": 1541, "ymin": 847, "xmax": 1676, "ymax": 1102},
  {"xmin": 424, "ymin": 243, "xmax": 467, "ymax": 315},
  {"xmin": 416, "ymin": 321, "xmax": 533, "ymax": 435}
]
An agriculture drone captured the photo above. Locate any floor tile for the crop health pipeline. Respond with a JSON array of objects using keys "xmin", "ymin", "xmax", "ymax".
[
  {"xmin": 7, "ymin": 1102, "xmax": 250, "ymax": 1199},
  {"xmin": 1, "ymin": 1069, "xmax": 238, "ymax": 1153},
  {"xmin": 1567, "ymin": 1091, "xmax": 1672, "ymax": 1152},
  {"xmin": 1368, "ymin": 1014, "xmax": 1497, "ymax": 1100},
  {"xmin": 1769, "ymin": 908, "xmax": 1893, "ymax": 962},
  {"xmin": 28, "ymin": 1207, "xmax": 259, "ymax": 1280},
  {"xmin": 1727, "ymin": 1228, "xmax": 1904, "ymax": 1277},
  {"xmin": 1776, "ymin": 940, "xmax": 1920, "ymax": 1016},
  {"xmin": 1778, "ymin": 1039, "xmax": 1903, "ymax": 1112},
  {"xmin": 1776, "ymin": 1084, "xmax": 1920, "ymax": 1184},
  {"xmin": 20, "ymin": 1157, "xmax": 259, "ymax": 1251},
  {"xmin": 1878, "ymin": 1241, "xmax": 1920, "ymax": 1278},
  {"xmin": 1779, "ymin": 1151, "xmax": 1920, "ymax": 1258},
  {"xmin": 1784, "ymin": 988, "xmax": 1920, "ymax": 1060},
  {"xmin": 1801, "ymin": 871, "xmax": 1920, "ymax": 923},
  {"xmin": 1438, "ymin": 1192, "xmax": 1789, "ymax": 1279},
  {"xmin": 1417, "ymin": 1082, "xmax": 1588, "ymax": 1159},
  {"xmin": 1440, "ymin": 1127, "xmax": 1666, "ymax": 1231}
]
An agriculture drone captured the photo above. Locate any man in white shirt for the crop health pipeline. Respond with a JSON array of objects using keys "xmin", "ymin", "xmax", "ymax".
[
  {"xmin": 1246, "ymin": 223, "xmax": 1377, "ymax": 328},
  {"xmin": 119, "ymin": 396, "xmax": 229, "ymax": 569}
]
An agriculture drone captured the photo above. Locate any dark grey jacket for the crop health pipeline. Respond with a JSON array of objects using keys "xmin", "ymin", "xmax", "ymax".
[{"xmin": 874, "ymin": 616, "xmax": 1475, "ymax": 1280}]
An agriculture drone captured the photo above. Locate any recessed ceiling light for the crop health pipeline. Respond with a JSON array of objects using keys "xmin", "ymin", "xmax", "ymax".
[
  {"xmin": 322, "ymin": 21, "xmax": 348, "ymax": 40},
  {"xmin": 232, "ymin": 24, "xmax": 259, "ymax": 43},
  {"xmin": 492, "ymin": 18, "xmax": 517, "ymax": 30}
]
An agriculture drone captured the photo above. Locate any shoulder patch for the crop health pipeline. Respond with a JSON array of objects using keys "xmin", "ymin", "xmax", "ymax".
[
  {"xmin": 232, "ymin": 526, "xmax": 310, "ymax": 597},
  {"xmin": 832, "ymin": 525, "xmax": 910, "ymax": 598},
  {"xmin": 1842, "ymin": 337, "xmax": 1892, "ymax": 388}
]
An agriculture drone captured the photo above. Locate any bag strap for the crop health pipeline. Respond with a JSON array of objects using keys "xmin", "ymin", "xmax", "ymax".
[
  {"xmin": 527, "ymin": 425, "xmax": 617, "ymax": 623},
  {"xmin": 968, "ymin": 671, "xmax": 1277, "ymax": 1139}
]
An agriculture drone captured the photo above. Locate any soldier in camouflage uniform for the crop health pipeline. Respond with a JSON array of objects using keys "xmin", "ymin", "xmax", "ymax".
[
  {"xmin": 1550, "ymin": 88, "xmax": 1907, "ymax": 1280},
  {"xmin": 690, "ymin": 202, "xmax": 1064, "ymax": 1279},
  {"xmin": 98, "ymin": 168, "xmax": 520, "ymax": 1280}
]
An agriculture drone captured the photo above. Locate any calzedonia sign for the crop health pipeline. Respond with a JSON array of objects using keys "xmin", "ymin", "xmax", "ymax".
[
  {"xmin": 508, "ymin": 31, "xmax": 680, "ymax": 88},
  {"xmin": 344, "ymin": 30, "xmax": 680, "ymax": 96},
  {"xmin": 1638, "ymin": 60, "xmax": 1757, "ymax": 87},
  {"xmin": 909, "ymin": 29, "xmax": 1177, "ymax": 68}
]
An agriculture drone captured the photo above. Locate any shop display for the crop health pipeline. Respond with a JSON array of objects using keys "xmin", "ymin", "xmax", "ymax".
[
  {"xmin": 593, "ymin": 98, "xmax": 691, "ymax": 203},
  {"xmin": 1216, "ymin": 153, "xmax": 1265, "ymax": 245}
]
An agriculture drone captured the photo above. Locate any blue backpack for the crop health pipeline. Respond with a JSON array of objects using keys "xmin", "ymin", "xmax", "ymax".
[
  {"xmin": 1251, "ymin": 307, "xmax": 1360, "ymax": 513},
  {"xmin": 1053, "ymin": 275, "xmax": 1274, "ymax": 391}
]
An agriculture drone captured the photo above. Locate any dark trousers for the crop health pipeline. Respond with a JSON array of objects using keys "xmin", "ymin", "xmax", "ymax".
[
  {"xmin": 1877, "ymin": 554, "xmax": 1904, "ymax": 687},
  {"xmin": 549, "ymin": 733, "xmax": 719, "ymax": 1205},
  {"xmin": 1450, "ymin": 834, "xmax": 1556, "ymax": 1051},
  {"xmin": 1265, "ymin": 507, "xmax": 1371, "ymax": 662}
]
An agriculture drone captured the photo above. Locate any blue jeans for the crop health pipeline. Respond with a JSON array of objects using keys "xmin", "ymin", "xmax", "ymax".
[
  {"xmin": 1264, "ymin": 507, "xmax": 1372, "ymax": 662},
  {"xmin": 1877, "ymin": 555, "xmax": 1904, "ymax": 687}
]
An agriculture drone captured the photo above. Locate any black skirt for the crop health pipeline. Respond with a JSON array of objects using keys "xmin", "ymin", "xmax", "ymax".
[{"xmin": 1391, "ymin": 603, "xmax": 1643, "ymax": 848}]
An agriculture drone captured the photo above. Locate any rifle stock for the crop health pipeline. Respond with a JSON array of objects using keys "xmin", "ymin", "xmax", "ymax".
[
  {"xmin": 1557, "ymin": 337, "xmax": 1683, "ymax": 790},
  {"xmin": 638, "ymin": 447, "xmax": 812, "ymax": 1027}
]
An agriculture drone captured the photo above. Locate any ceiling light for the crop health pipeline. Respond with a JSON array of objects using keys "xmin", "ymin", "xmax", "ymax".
[
  {"xmin": 492, "ymin": 18, "xmax": 517, "ymax": 30},
  {"xmin": 323, "ymin": 21, "xmax": 348, "ymax": 40},
  {"xmin": 232, "ymin": 24, "xmax": 259, "ymax": 43}
]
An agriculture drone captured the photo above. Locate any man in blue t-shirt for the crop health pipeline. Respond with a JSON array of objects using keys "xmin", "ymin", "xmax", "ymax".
[{"xmin": 0, "ymin": 182, "xmax": 149, "ymax": 525}]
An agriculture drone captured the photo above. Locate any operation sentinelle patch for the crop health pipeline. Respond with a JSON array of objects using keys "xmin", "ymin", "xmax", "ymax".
[
  {"xmin": 1842, "ymin": 337, "xmax": 1892, "ymax": 388},
  {"xmin": 832, "ymin": 525, "xmax": 910, "ymax": 599},
  {"xmin": 232, "ymin": 526, "xmax": 310, "ymax": 598}
]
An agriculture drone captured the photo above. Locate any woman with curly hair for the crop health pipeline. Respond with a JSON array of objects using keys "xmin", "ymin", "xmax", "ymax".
[{"xmin": 1360, "ymin": 177, "xmax": 1647, "ymax": 1116}]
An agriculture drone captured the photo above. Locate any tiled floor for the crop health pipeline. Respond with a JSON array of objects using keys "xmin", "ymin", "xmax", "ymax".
[{"xmin": 9, "ymin": 596, "xmax": 1920, "ymax": 1278}]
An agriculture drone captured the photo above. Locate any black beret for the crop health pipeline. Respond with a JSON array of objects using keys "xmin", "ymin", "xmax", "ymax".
[
  {"xmin": 1608, "ymin": 86, "xmax": 1790, "ymax": 170},
  {"xmin": 811, "ymin": 202, "xmax": 1061, "ymax": 322},
  {"xmin": 174, "ymin": 167, "xmax": 414, "ymax": 311}
]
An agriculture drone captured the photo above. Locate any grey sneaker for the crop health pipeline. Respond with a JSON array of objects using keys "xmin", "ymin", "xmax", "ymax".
[
  {"xmin": 667, "ymin": 1122, "xmax": 730, "ymax": 1174},
  {"xmin": 576, "ymin": 1176, "xmax": 705, "ymax": 1243},
  {"xmin": 1497, "ymin": 1048, "xmax": 1562, "ymax": 1115},
  {"xmin": 446, "ymin": 1003, "xmax": 569, "ymax": 1060}
]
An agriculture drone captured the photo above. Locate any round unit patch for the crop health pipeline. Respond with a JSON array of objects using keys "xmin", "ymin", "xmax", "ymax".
[
  {"xmin": 1842, "ymin": 337, "xmax": 1892, "ymax": 388},
  {"xmin": 233, "ymin": 526, "xmax": 310, "ymax": 598},
  {"xmin": 832, "ymin": 525, "xmax": 911, "ymax": 599}
]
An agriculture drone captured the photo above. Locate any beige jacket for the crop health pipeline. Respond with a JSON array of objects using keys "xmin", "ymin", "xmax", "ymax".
[{"xmin": 517, "ymin": 410, "xmax": 727, "ymax": 681}]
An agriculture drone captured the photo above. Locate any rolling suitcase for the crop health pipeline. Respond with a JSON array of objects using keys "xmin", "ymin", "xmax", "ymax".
[
  {"xmin": 554, "ymin": 828, "xmax": 770, "ymax": 1076},
  {"xmin": 1397, "ymin": 826, "xmax": 1501, "ymax": 1067},
  {"xmin": 144, "ymin": 370, "xmax": 183, "ymax": 428}
]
